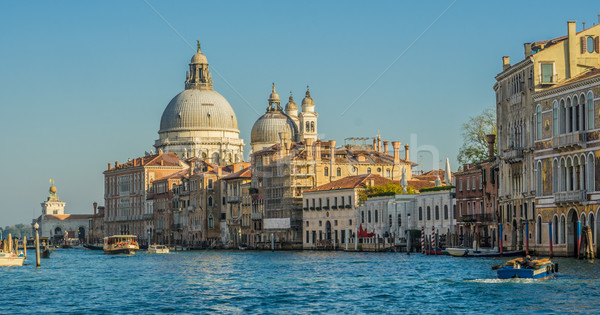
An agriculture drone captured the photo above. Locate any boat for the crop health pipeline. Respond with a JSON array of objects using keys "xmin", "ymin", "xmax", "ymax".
[
  {"xmin": 83, "ymin": 244, "xmax": 103, "ymax": 250},
  {"xmin": 495, "ymin": 257, "xmax": 557, "ymax": 279},
  {"xmin": 103, "ymin": 235, "xmax": 139, "ymax": 255},
  {"xmin": 0, "ymin": 251, "xmax": 25, "ymax": 266},
  {"xmin": 41, "ymin": 247, "xmax": 51, "ymax": 258},
  {"xmin": 423, "ymin": 248, "xmax": 445, "ymax": 255},
  {"xmin": 147, "ymin": 244, "xmax": 169, "ymax": 254},
  {"xmin": 446, "ymin": 247, "xmax": 525, "ymax": 257}
]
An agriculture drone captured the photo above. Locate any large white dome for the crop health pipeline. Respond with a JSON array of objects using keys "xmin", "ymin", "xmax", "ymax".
[{"xmin": 159, "ymin": 89, "xmax": 239, "ymax": 133}]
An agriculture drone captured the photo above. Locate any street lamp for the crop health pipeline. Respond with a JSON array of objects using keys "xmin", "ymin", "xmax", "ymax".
[{"xmin": 34, "ymin": 222, "xmax": 40, "ymax": 267}]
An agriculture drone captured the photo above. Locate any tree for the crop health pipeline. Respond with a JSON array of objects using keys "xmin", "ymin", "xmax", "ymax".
[{"xmin": 457, "ymin": 108, "xmax": 496, "ymax": 165}]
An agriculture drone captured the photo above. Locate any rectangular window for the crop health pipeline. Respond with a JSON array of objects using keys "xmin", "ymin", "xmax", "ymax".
[
  {"xmin": 459, "ymin": 179, "xmax": 463, "ymax": 191},
  {"xmin": 541, "ymin": 63, "xmax": 553, "ymax": 83},
  {"xmin": 467, "ymin": 178, "xmax": 470, "ymax": 191}
]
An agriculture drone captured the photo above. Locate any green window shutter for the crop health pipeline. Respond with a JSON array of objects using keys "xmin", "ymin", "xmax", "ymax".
[{"xmin": 595, "ymin": 36, "xmax": 599, "ymax": 53}]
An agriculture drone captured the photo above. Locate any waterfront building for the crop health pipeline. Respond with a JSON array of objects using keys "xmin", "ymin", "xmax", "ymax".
[
  {"xmin": 88, "ymin": 202, "xmax": 105, "ymax": 244},
  {"xmin": 37, "ymin": 183, "xmax": 93, "ymax": 243},
  {"xmin": 533, "ymin": 68, "xmax": 600, "ymax": 256},
  {"xmin": 222, "ymin": 167, "xmax": 252, "ymax": 247},
  {"xmin": 413, "ymin": 186, "xmax": 457, "ymax": 247},
  {"xmin": 496, "ymin": 19, "xmax": 600, "ymax": 253},
  {"xmin": 149, "ymin": 169, "xmax": 186, "ymax": 245},
  {"xmin": 103, "ymin": 151, "xmax": 186, "ymax": 242},
  {"xmin": 302, "ymin": 174, "xmax": 388, "ymax": 249},
  {"xmin": 154, "ymin": 42, "xmax": 244, "ymax": 163},
  {"xmin": 454, "ymin": 135, "xmax": 499, "ymax": 249}
]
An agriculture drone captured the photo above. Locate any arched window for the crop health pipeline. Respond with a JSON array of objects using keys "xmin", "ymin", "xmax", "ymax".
[
  {"xmin": 305, "ymin": 121, "xmax": 310, "ymax": 132},
  {"xmin": 368, "ymin": 211, "xmax": 372, "ymax": 223},
  {"xmin": 337, "ymin": 167, "xmax": 341, "ymax": 176},
  {"xmin": 536, "ymin": 216, "xmax": 542, "ymax": 244},
  {"xmin": 208, "ymin": 196, "xmax": 213, "ymax": 207},
  {"xmin": 536, "ymin": 161, "xmax": 543, "ymax": 196},
  {"xmin": 427, "ymin": 206, "xmax": 431, "ymax": 220},
  {"xmin": 211, "ymin": 152, "xmax": 220, "ymax": 164},
  {"xmin": 588, "ymin": 92, "xmax": 594, "ymax": 130},
  {"xmin": 560, "ymin": 215, "xmax": 566, "ymax": 244},
  {"xmin": 310, "ymin": 121, "xmax": 315, "ymax": 132},
  {"xmin": 324, "ymin": 167, "xmax": 329, "ymax": 176},
  {"xmin": 361, "ymin": 211, "xmax": 364, "ymax": 223},
  {"xmin": 588, "ymin": 154, "xmax": 595, "ymax": 192},
  {"xmin": 444, "ymin": 205, "xmax": 449, "ymax": 220},
  {"xmin": 435, "ymin": 206, "xmax": 439, "ymax": 220},
  {"xmin": 367, "ymin": 168, "xmax": 371, "ymax": 174},
  {"xmin": 536, "ymin": 105, "xmax": 542, "ymax": 140},
  {"xmin": 418, "ymin": 207, "xmax": 423, "ymax": 220},
  {"xmin": 587, "ymin": 36, "xmax": 595, "ymax": 53},
  {"xmin": 553, "ymin": 101, "xmax": 559, "ymax": 136},
  {"xmin": 208, "ymin": 214, "xmax": 214, "ymax": 229},
  {"xmin": 375, "ymin": 210, "xmax": 378, "ymax": 223},
  {"xmin": 553, "ymin": 215, "xmax": 559, "ymax": 245}
]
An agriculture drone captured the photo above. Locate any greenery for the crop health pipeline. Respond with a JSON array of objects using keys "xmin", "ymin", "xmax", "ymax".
[
  {"xmin": 419, "ymin": 185, "xmax": 455, "ymax": 193},
  {"xmin": 323, "ymin": 206, "xmax": 329, "ymax": 210},
  {"xmin": 360, "ymin": 182, "xmax": 416, "ymax": 201},
  {"xmin": 457, "ymin": 107, "xmax": 497, "ymax": 164},
  {"xmin": 345, "ymin": 205, "xmax": 352, "ymax": 209},
  {"xmin": 1, "ymin": 224, "xmax": 33, "ymax": 239},
  {"xmin": 331, "ymin": 205, "xmax": 337, "ymax": 209},
  {"xmin": 316, "ymin": 207, "xmax": 322, "ymax": 210}
]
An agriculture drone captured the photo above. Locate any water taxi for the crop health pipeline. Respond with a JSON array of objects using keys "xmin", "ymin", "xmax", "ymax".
[
  {"xmin": 147, "ymin": 244, "xmax": 169, "ymax": 254},
  {"xmin": 103, "ymin": 235, "xmax": 139, "ymax": 255},
  {"xmin": 0, "ymin": 251, "xmax": 24, "ymax": 266},
  {"xmin": 495, "ymin": 257, "xmax": 557, "ymax": 280}
]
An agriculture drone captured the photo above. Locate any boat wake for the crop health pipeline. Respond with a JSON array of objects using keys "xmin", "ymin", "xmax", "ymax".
[{"xmin": 466, "ymin": 278, "xmax": 539, "ymax": 284}]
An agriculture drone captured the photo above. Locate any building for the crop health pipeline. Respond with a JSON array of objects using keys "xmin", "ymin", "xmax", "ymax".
[
  {"xmin": 103, "ymin": 151, "xmax": 186, "ymax": 242},
  {"xmin": 533, "ymin": 67, "xmax": 600, "ymax": 257},
  {"xmin": 454, "ymin": 135, "xmax": 498, "ymax": 249},
  {"xmin": 36, "ymin": 183, "xmax": 93, "ymax": 244},
  {"xmin": 88, "ymin": 202, "xmax": 105, "ymax": 244},
  {"xmin": 222, "ymin": 167, "xmax": 252, "ymax": 247},
  {"xmin": 154, "ymin": 42, "xmax": 244, "ymax": 163},
  {"xmin": 302, "ymin": 174, "xmax": 389, "ymax": 249},
  {"xmin": 149, "ymin": 169, "xmax": 186, "ymax": 244},
  {"xmin": 496, "ymin": 19, "xmax": 600, "ymax": 253}
]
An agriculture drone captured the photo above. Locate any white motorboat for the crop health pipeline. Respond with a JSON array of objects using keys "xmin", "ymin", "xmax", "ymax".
[
  {"xmin": 147, "ymin": 244, "xmax": 169, "ymax": 254},
  {"xmin": 103, "ymin": 235, "xmax": 139, "ymax": 255},
  {"xmin": 446, "ymin": 247, "xmax": 469, "ymax": 257},
  {"xmin": 0, "ymin": 251, "xmax": 25, "ymax": 266}
]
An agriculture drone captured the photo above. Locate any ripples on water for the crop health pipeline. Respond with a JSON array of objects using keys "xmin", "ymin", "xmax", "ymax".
[{"xmin": 1, "ymin": 250, "xmax": 599, "ymax": 314}]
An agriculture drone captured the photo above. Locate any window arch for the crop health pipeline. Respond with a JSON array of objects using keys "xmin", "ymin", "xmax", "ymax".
[
  {"xmin": 419, "ymin": 207, "xmax": 423, "ymax": 221},
  {"xmin": 536, "ymin": 105, "xmax": 542, "ymax": 139},
  {"xmin": 587, "ymin": 36, "xmax": 595, "ymax": 53},
  {"xmin": 367, "ymin": 168, "xmax": 372, "ymax": 174},
  {"xmin": 588, "ymin": 91, "xmax": 594, "ymax": 130},
  {"xmin": 208, "ymin": 214, "xmax": 214, "ymax": 229},
  {"xmin": 336, "ymin": 167, "xmax": 341, "ymax": 177},
  {"xmin": 435, "ymin": 206, "xmax": 440, "ymax": 220},
  {"xmin": 375, "ymin": 210, "xmax": 378, "ymax": 223},
  {"xmin": 536, "ymin": 161, "xmax": 543, "ymax": 196},
  {"xmin": 310, "ymin": 121, "xmax": 315, "ymax": 132},
  {"xmin": 553, "ymin": 100, "xmax": 559, "ymax": 136},
  {"xmin": 305, "ymin": 121, "xmax": 310, "ymax": 132},
  {"xmin": 444, "ymin": 205, "xmax": 449, "ymax": 220},
  {"xmin": 368, "ymin": 210, "xmax": 372, "ymax": 223},
  {"xmin": 560, "ymin": 99, "xmax": 567, "ymax": 134},
  {"xmin": 588, "ymin": 153, "xmax": 595, "ymax": 192},
  {"xmin": 536, "ymin": 216, "xmax": 542, "ymax": 244},
  {"xmin": 553, "ymin": 215, "xmax": 559, "ymax": 245},
  {"xmin": 427, "ymin": 206, "xmax": 431, "ymax": 220}
]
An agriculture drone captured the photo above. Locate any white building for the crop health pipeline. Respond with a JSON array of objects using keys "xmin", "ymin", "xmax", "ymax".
[{"xmin": 37, "ymin": 183, "xmax": 92, "ymax": 243}]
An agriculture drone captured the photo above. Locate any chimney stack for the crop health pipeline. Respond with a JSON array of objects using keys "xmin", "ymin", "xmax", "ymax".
[
  {"xmin": 392, "ymin": 141, "xmax": 401, "ymax": 163},
  {"xmin": 502, "ymin": 56, "xmax": 510, "ymax": 71},
  {"xmin": 404, "ymin": 144, "xmax": 410, "ymax": 162},
  {"xmin": 115, "ymin": 161, "xmax": 119, "ymax": 168},
  {"xmin": 93, "ymin": 202, "xmax": 98, "ymax": 215},
  {"xmin": 383, "ymin": 141, "xmax": 389, "ymax": 154},
  {"xmin": 217, "ymin": 167, "xmax": 222, "ymax": 176},
  {"xmin": 377, "ymin": 136, "xmax": 382, "ymax": 152},
  {"xmin": 108, "ymin": 163, "xmax": 111, "ymax": 170},
  {"xmin": 372, "ymin": 139, "xmax": 377, "ymax": 150},
  {"xmin": 524, "ymin": 43, "xmax": 532, "ymax": 58},
  {"xmin": 486, "ymin": 134, "xmax": 496, "ymax": 159},
  {"xmin": 329, "ymin": 140, "xmax": 336, "ymax": 177},
  {"xmin": 190, "ymin": 160, "xmax": 195, "ymax": 177}
]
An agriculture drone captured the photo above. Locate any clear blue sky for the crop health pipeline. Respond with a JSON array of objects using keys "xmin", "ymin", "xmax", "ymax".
[{"xmin": 1, "ymin": 1, "xmax": 598, "ymax": 226}]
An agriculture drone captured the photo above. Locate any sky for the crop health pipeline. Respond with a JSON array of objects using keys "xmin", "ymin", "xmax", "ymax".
[{"xmin": 1, "ymin": 1, "xmax": 598, "ymax": 226}]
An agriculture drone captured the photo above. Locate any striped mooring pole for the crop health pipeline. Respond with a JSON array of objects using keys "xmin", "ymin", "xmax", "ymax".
[
  {"xmin": 421, "ymin": 226, "xmax": 425, "ymax": 253},
  {"xmin": 431, "ymin": 226, "xmax": 436, "ymax": 255}
]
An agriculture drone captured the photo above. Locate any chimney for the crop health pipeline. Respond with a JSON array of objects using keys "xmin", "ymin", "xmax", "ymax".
[
  {"xmin": 306, "ymin": 138, "xmax": 313, "ymax": 160},
  {"xmin": 567, "ymin": 21, "xmax": 577, "ymax": 79},
  {"xmin": 383, "ymin": 141, "xmax": 389, "ymax": 154},
  {"xmin": 160, "ymin": 160, "xmax": 164, "ymax": 166},
  {"xmin": 392, "ymin": 141, "xmax": 401, "ymax": 163},
  {"xmin": 404, "ymin": 144, "xmax": 410, "ymax": 162},
  {"xmin": 315, "ymin": 141, "xmax": 321, "ymax": 161},
  {"xmin": 372, "ymin": 139, "xmax": 377, "ymax": 150},
  {"xmin": 115, "ymin": 161, "xmax": 119, "ymax": 168},
  {"xmin": 190, "ymin": 160, "xmax": 195, "ymax": 177},
  {"xmin": 377, "ymin": 136, "xmax": 382, "ymax": 152},
  {"xmin": 93, "ymin": 202, "xmax": 98, "ymax": 215},
  {"xmin": 108, "ymin": 163, "xmax": 111, "ymax": 170},
  {"xmin": 502, "ymin": 56, "xmax": 510, "ymax": 71},
  {"xmin": 217, "ymin": 166, "xmax": 223, "ymax": 176},
  {"xmin": 158, "ymin": 148, "xmax": 163, "ymax": 155},
  {"xmin": 524, "ymin": 43, "xmax": 532, "ymax": 58},
  {"xmin": 486, "ymin": 134, "xmax": 496, "ymax": 159}
]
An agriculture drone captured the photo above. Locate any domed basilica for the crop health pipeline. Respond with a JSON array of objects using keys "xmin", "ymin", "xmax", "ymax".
[{"xmin": 154, "ymin": 42, "xmax": 245, "ymax": 164}]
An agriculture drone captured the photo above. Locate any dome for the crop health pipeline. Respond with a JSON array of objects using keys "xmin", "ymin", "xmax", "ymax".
[
  {"xmin": 191, "ymin": 51, "xmax": 208, "ymax": 64},
  {"xmin": 251, "ymin": 110, "xmax": 298, "ymax": 145},
  {"xmin": 285, "ymin": 94, "xmax": 297, "ymax": 112},
  {"xmin": 302, "ymin": 89, "xmax": 314, "ymax": 106},
  {"xmin": 159, "ymin": 89, "xmax": 239, "ymax": 132}
]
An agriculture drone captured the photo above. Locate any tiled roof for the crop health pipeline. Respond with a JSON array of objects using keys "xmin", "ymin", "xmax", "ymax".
[
  {"xmin": 542, "ymin": 68, "xmax": 600, "ymax": 90},
  {"xmin": 304, "ymin": 174, "xmax": 393, "ymax": 192},
  {"xmin": 407, "ymin": 179, "xmax": 438, "ymax": 190},
  {"xmin": 44, "ymin": 214, "xmax": 93, "ymax": 220},
  {"xmin": 222, "ymin": 167, "xmax": 251, "ymax": 180}
]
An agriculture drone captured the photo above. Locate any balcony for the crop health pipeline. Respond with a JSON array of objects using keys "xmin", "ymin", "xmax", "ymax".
[
  {"xmin": 554, "ymin": 190, "xmax": 587, "ymax": 204},
  {"xmin": 503, "ymin": 148, "xmax": 523, "ymax": 163},
  {"xmin": 460, "ymin": 214, "xmax": 495, "ymax": 224},
  {"xmin": 227, "ymin": 195, "xmax": 242, "ymax": 203},
  {"xmin": 553, "ymin": 132, "xmax": 586, "ymax": 151}
]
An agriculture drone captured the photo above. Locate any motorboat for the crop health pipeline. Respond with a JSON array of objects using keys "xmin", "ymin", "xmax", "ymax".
[
  {"xmin": 0, "ymin": 251, "xmax": 24, "ymax": 266},
  {"xmin": 147, "ymin": 244, "xmax": 169, "ymax": 254},
  {"xmin": 103, "ymin": 235, "xmax": 139, "ymax": 255},
  {"xmin": 495, "ymin": 257, "xmax": 557, "ymax": 279},
  {"xmin": 446, "ymin": 247, "xmax": 525, "ymax": 257}
]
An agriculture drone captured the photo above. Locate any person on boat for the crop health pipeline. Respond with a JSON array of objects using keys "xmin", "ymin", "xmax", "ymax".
[{"xmin": 519, "ymin": 255, "xmax": 536, "ymax": 269}]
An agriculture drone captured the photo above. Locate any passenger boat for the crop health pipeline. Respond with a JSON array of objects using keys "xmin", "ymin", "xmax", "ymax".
[
  {"xmin": 423, "ymin": 248, "xmax": 445, "ymax": 255},
  {"xmin": 147, "ymin": 244, "xmax": 169, "ymax": 254},
  {"xmin": 103, "ymin": 235, "xmax": 139, "ymax": 255},
  {"xmin": 495, "ymin": 257, "xmax": 557, "ymax": 279},
  {"xmin": 0, "ymin": 251, "xmax": 25, "ymax": 266},
  {"xmin": 446, "ymin": 247, "xmax": 525, "ymax": 257}
]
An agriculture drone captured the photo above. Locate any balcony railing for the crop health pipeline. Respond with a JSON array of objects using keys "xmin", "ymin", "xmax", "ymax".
[
  {"xmin": 227, "ymin": 195, "xmax": 242, "ymax": 203},
  {"xmin": 553, "ymin": 132, "xmax": 586, "ymax": 150},
  {"xmin": 503, "ymin": 148, "xmax": 523, "ymax": 163},
  {"xmin": 554, "ymin": 190, "xmax": 587, "ymax": 204},
  {"xmin": 460, "ymin": 214, "xmax": 495, "ymax": 223}
]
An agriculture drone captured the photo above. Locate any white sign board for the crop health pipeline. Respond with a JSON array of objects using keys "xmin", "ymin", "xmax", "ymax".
[{"xmin": 264, "ymin": 218, "xmax": 291, "ymax": 229}]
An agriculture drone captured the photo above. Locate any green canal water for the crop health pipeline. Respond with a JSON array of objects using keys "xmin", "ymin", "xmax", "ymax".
[{"xmin": 1, "ymin": 249, "xmax": 599, "ymax": 314}]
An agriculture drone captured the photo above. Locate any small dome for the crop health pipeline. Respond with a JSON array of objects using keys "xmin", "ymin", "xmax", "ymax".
[
  {"xmin": 285, "ymin": 94, "xmax": 297, "ymax": 112},
  {"xmin": 302, "ymin": 89, "xmax": 314, "ymax": 106},
  {"xmin": 191, "ymin": 51, "xmax": 208, "ymax": 64},
  {"xmin": 251, "ymin": 111, "xmax": 298, "ymax": 145},
  {"xmin": 268, "ymin": 83, "xmax": 280, "ymax": 104},
  {"xmin": 159, "ymin": 89, "xmax": 238, "ymax": 132}
]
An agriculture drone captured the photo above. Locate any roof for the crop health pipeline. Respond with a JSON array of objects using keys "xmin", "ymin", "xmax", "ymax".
[
  {"xmin": 222, "ymin": 167, "xmax": 251, "ymax": 180},
  {"xmin": 108, "ymin": 152, "xmax": 182, "ymax": 171},
  {"xmin": 304, "ymin": 174, "xmax": 393, "ymax": 192},
  {"xmin": 43, "ymin": 214, "xmax": 93, "ymax": 221},
  {"xmin": 407, "ymin": 179, "xmax": 438, "ymax": 191},
  {"xmin": 156, "ymin": 169, "xmax": 189, "ymax": 181},
  {"xmin": 541, "ymin": 68, "xmax": 600, "ymax": 91}
]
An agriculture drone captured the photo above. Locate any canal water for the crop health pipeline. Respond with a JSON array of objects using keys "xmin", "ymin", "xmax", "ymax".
[{"xmin": 2, "ymin": 250, "xmax": 599, "ymax": 314}]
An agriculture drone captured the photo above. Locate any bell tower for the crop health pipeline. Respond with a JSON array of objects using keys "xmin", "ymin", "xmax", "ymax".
[{"xmin": 299, "ymin": 86, "xmax": 318, "ymax": 141}]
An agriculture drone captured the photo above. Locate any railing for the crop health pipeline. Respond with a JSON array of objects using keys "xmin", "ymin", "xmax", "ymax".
[
  {"xmin": 554, "ymin": 190, "xmax": 587, "ymax": 204},
  {"xmin": 460, "ymin": 213, "xmax": 495, "ymax": 223},
  {"xmin": 503, "ymin": 148, "xmax": 523, "ymax": 163},
  {"xmin": 539, "ymin": 74, "xmax": 558, "ymax": 86},
  {"xmin": 553, "ymin": 132, "xmax": 586, "ymax": 150},
  {"xmin": 227, "ymin": 195, "xmax": 242, "ymax": 203}
]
